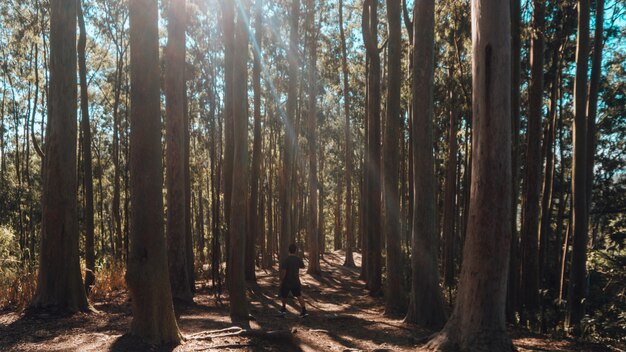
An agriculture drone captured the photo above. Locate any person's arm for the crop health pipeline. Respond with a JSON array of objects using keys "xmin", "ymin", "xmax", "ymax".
[
  {"xmin": 280, "ymin": 269, "xmax": 286, "ymax": 282},
  {"xmin": 299, "ymin": 257, "xmax": 305, "ymax": 269},
  {"xmin": 279, "ymin": 259, "xmax": 286, "ymax": 282}
]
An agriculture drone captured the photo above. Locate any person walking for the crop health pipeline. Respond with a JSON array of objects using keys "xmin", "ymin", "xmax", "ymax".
[{"xmin": 279, "ymin": 244, "xmax": 308, "ymax": 317}]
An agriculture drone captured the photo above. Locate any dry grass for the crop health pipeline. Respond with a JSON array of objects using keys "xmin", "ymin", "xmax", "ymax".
[
  {"xmin": 0, "ymin": 264, "xmax": 37, "ymax": 311},
  {"xmin": 89, "ymin": 264, "xmax": 127, "ymax": 301}
]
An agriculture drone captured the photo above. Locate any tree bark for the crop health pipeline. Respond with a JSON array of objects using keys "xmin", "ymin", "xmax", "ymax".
[
  {"xmin": 229, "ymin": 1, "xmax": 250, "ymax": 325},
  {"xmin": 165, "ymin": 0, "xmax": 193, "ymax": 303},
  {"xmin": 77, "ymin": 0, "xmax": 95, "ymax": 294},
  {"xmin": 362, "ymin": 0, "xmax": 382, "ymax": 296},
  {"xmin": 404, "ymin": 0, "xmax": 445, "ymax": 328},
  {"xmin": 31, "ymin": 0, "xmax": 90, "ymax": 313},
  {"xmin": 383, "ymin": 0, "xmax": 403, "ymax": 316},
  {"xmin": 126, "ymin": 0, "xmax": 182, "ymax": 343},
  {"xmin": 424, "ymin": 0, "xmax": 513, "ymax": 349},
  {"xmin": 566, "ymin": 0, "xmax": 590, "ymax": 335},
  {"xmin": 443, "ymin": 68, "xmax": 458, "ymax": 291}
]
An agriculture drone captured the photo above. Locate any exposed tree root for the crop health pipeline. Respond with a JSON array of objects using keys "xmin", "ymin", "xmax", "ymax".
[
  {"xmin": 187, "ymin": 326, "xmax": 294, "ymax": 342},
  {"xmin": 420, "ymin": 328, "xmax": 515, "ymax": 352}
]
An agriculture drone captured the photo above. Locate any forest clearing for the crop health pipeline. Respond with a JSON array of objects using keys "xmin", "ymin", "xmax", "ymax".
[
  {"xmin": 1, "ymin": 252, "xmax": 619, "ymax": 352},
  {"xmin": 1, "ymin": 0, "xmax": 625, "ymax": 350}
]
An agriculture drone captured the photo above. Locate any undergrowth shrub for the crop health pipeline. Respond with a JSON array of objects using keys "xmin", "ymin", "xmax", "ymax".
[
  {"xmin": 89, "ymin": 263, "xmax": 127, "ymax": 301},
  {"xmin": 0, "ymin": 226, "xmax": 37, "ymax": 310}
]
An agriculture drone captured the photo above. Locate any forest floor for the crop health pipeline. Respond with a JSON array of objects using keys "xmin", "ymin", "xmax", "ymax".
[{"xmin": 0, "ymin": 250, "xmax": 621, "ymax": 352}]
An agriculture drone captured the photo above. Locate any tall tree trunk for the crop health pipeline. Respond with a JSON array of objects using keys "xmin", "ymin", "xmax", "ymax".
[
  {"xmin": 165, "ymin": 0, "xmax": 193, "ymax": 303},
  {"xmin": 280, "ymin": 0, "xmax": 300, "ymax": 260},
  {"xmin": 424, "ymin": 0, "xmax": 513, "ymax": 349},
  {"xmin": 246, "ymin": 0, "xmax": 264, "ymax": 283},
  {"xmin": 126, "ymin": 0, "xmax": 182, "ymax": 343},
  {"xmin": 383, "ymin": 0, "xmax": 403, "ymax": 316},
  {"xmin": 77, "ymin": 0, "xmax": 95, "ymax": 294},
  {"xmin": 31, "ymin": 0, "xmax": 90, "ymax": 313},
  {"xmin": 221, "ymin": 0, "xmax": 235, "ymax": 268},
  {"xmin": 585, "ymin": 0, "xmax": 604, "ymax": 246},
  {"xmin": 566, "ymin": 0, "xmax": 590, "ymax": 334},
  {"xmin": 229, "ymin": 1, "xmax": 250, "ymax": 325},
  {"xmin": 404, "ymin": 0, "xmax": 445, "ymax": 328},
  {"xmin": 184, "ymin": 92, "xmax": 194, "ymax": 293},
  {"xmin": 362, "ymin": 0, "xmax": 382, "ymax": 296},
  {"xmin": 520, "ymin": 0, "xmax": 544, "ymax": 326},
  {"xmin": 443, "ymin": 68, "xmax": 458, "ymax": 291},
  {"xmin": 339, "ymin": 0, "xmax": 355, "ymax": 268},
  {"xmin": 507, "ymin": 0, "xmax": 521, "ymax": 322},
  {"xmin": 306, "ymin": 0, "xmax": 321, "ymax": 275}
]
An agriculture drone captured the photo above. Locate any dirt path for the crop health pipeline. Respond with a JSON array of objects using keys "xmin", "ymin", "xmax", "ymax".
[{"xmin": 0, "ymin": 251, "xmax": 615, "ymax": 351}]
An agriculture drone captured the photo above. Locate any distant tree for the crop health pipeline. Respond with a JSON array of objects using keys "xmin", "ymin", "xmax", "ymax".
[
  {"xmin": 30, "ymin": 0, "xmax": 90, "ymax": 313},
  {"xmin": 126, "ymin": 0, "xmax": 182, "ymax": 343},
  {"xmin": 424, "ymin": 0, "xmax": 514, "ymax": 349}
]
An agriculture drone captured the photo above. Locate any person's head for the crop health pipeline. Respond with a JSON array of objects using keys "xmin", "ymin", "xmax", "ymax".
[{"xmin": 288, "ymin": 243, "xmax": 297, "ymax": 254}]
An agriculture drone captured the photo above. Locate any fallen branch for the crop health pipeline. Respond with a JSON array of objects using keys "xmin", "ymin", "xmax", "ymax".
[{"xmin": 187, "ymin": 327, "xmax": 293, "ymax": 342}]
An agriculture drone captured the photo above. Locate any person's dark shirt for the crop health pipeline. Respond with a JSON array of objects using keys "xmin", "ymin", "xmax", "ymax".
[{"xmin": 280, "ymin": 255, "xmax": 305, "ymax": 286}]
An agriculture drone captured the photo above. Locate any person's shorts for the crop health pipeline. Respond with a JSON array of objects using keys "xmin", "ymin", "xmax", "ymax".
[{"xmin": 279, "ymin": 283, "xmax": 302, "ymax": 298}]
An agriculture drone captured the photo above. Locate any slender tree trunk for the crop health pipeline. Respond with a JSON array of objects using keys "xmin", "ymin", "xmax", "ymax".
[
  {"xmin": 165, "ymin": 0, "xmax": 193, "ymax": 303},
  {"xmin": 404, "ymin": 0, "xmax": 445, "ymax": 328},
  {"xmin": 507, "ymin": 0, "xmax": 521, "ymax": 322},
  {"xmin": 362, "ymin": 0, "xmax": 382, "ymax": 296},
  {"xmin": 339, "ymin": 0, "xmax": 355, "ymax": 268},
  {"xmin": 77, "ymin": 0, "xmax": 95, "ymax": 294},
  {"xmin": 221, "ymin": 0, "xmax": 235, "ymax": 268},
  {"xmin": 246, "ymin": 0, "xmax": 264, "ymax": 283},
  {"xmin": 306, "ymin": 0, "xmax": 321, "ymax": 275},
  {"xmin": 126, "ymin": 0, "xmax": 182, "ymax": 343},
  {"xmin": 424, "ymin": 0, "xmax": 513, "ymax": 349},
  {"xmin": 520, "ymin": 0, "xmax": 545, "ymax": 326},
  {"xmin": 31, "ymin": 0, "xmax": 90, "ymax": 313},
  {"xmin": 197, "ymin": 187, "xmax": 206, "ymax": 263},
  {"xmin": 184, "ymin": 92, "xmax": 194, "ymax": 293},
  {"xmin": 383, "ymin": 0, "xmax": 403, "ymax": 316},
  {"xmin": 585, "ymin": 0, "xmax": 604, "ymax": 246},
  {"xmin": 443, "ymin": 68, "xmax": 458, "ymax": 291},
  {"xmin": 229, "ymin": 1, "xmax": 250, "ymax": 325},
  {"xmin": 566, "ymin": 0, "xmax": 590, "ymax": 334},
  {"xmin": 280, "ymin": 0, "xmax": 299, "ymax": 260}
]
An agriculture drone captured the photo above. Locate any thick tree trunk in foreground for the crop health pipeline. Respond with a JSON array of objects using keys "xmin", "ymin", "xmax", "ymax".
[
  {"xmin": 362, "ymin": 0, "xmax": 382, "ymax": 296},
  {"xmin": 520, "ymin": 0, "xmax": 544, "ymax": 326},
  {"xmin": 166, "ymin": 0, "xmax": 193, "ymax": 303},
  {"xmin": 229, "ymin": 3, "xmax": 250, "ymax": 325},
  {"xmin": 339, "ymin": 0, "xmax": 355, "ymax": 268},
  {"xmin": 306, "ymin": 0, "xmax": 321, "ymax": 276},
  {"xmin": 424, "ymin": 0, "xmax": 513, "ymax": 349},
  {"xmin": 78, "ymin": 0, "xmax": 95, "ymax": 294},
  {"xmin": 126, "ymin": 0, "xmax": 182, "ymax": 344},
  {"xmin": 383, "ymin": 0, "xmax": 403, "ymax": 316},
  {"xmin": 566, "ymin": 0, "xmax": 590, "ymax": 335},
  {"xmin": 31, "ymin": 0, "xmax": 90, "ymax": 313},
  {"xmin": 404, "ymin": 0, "xmax": 445, "ymax": 329}
]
